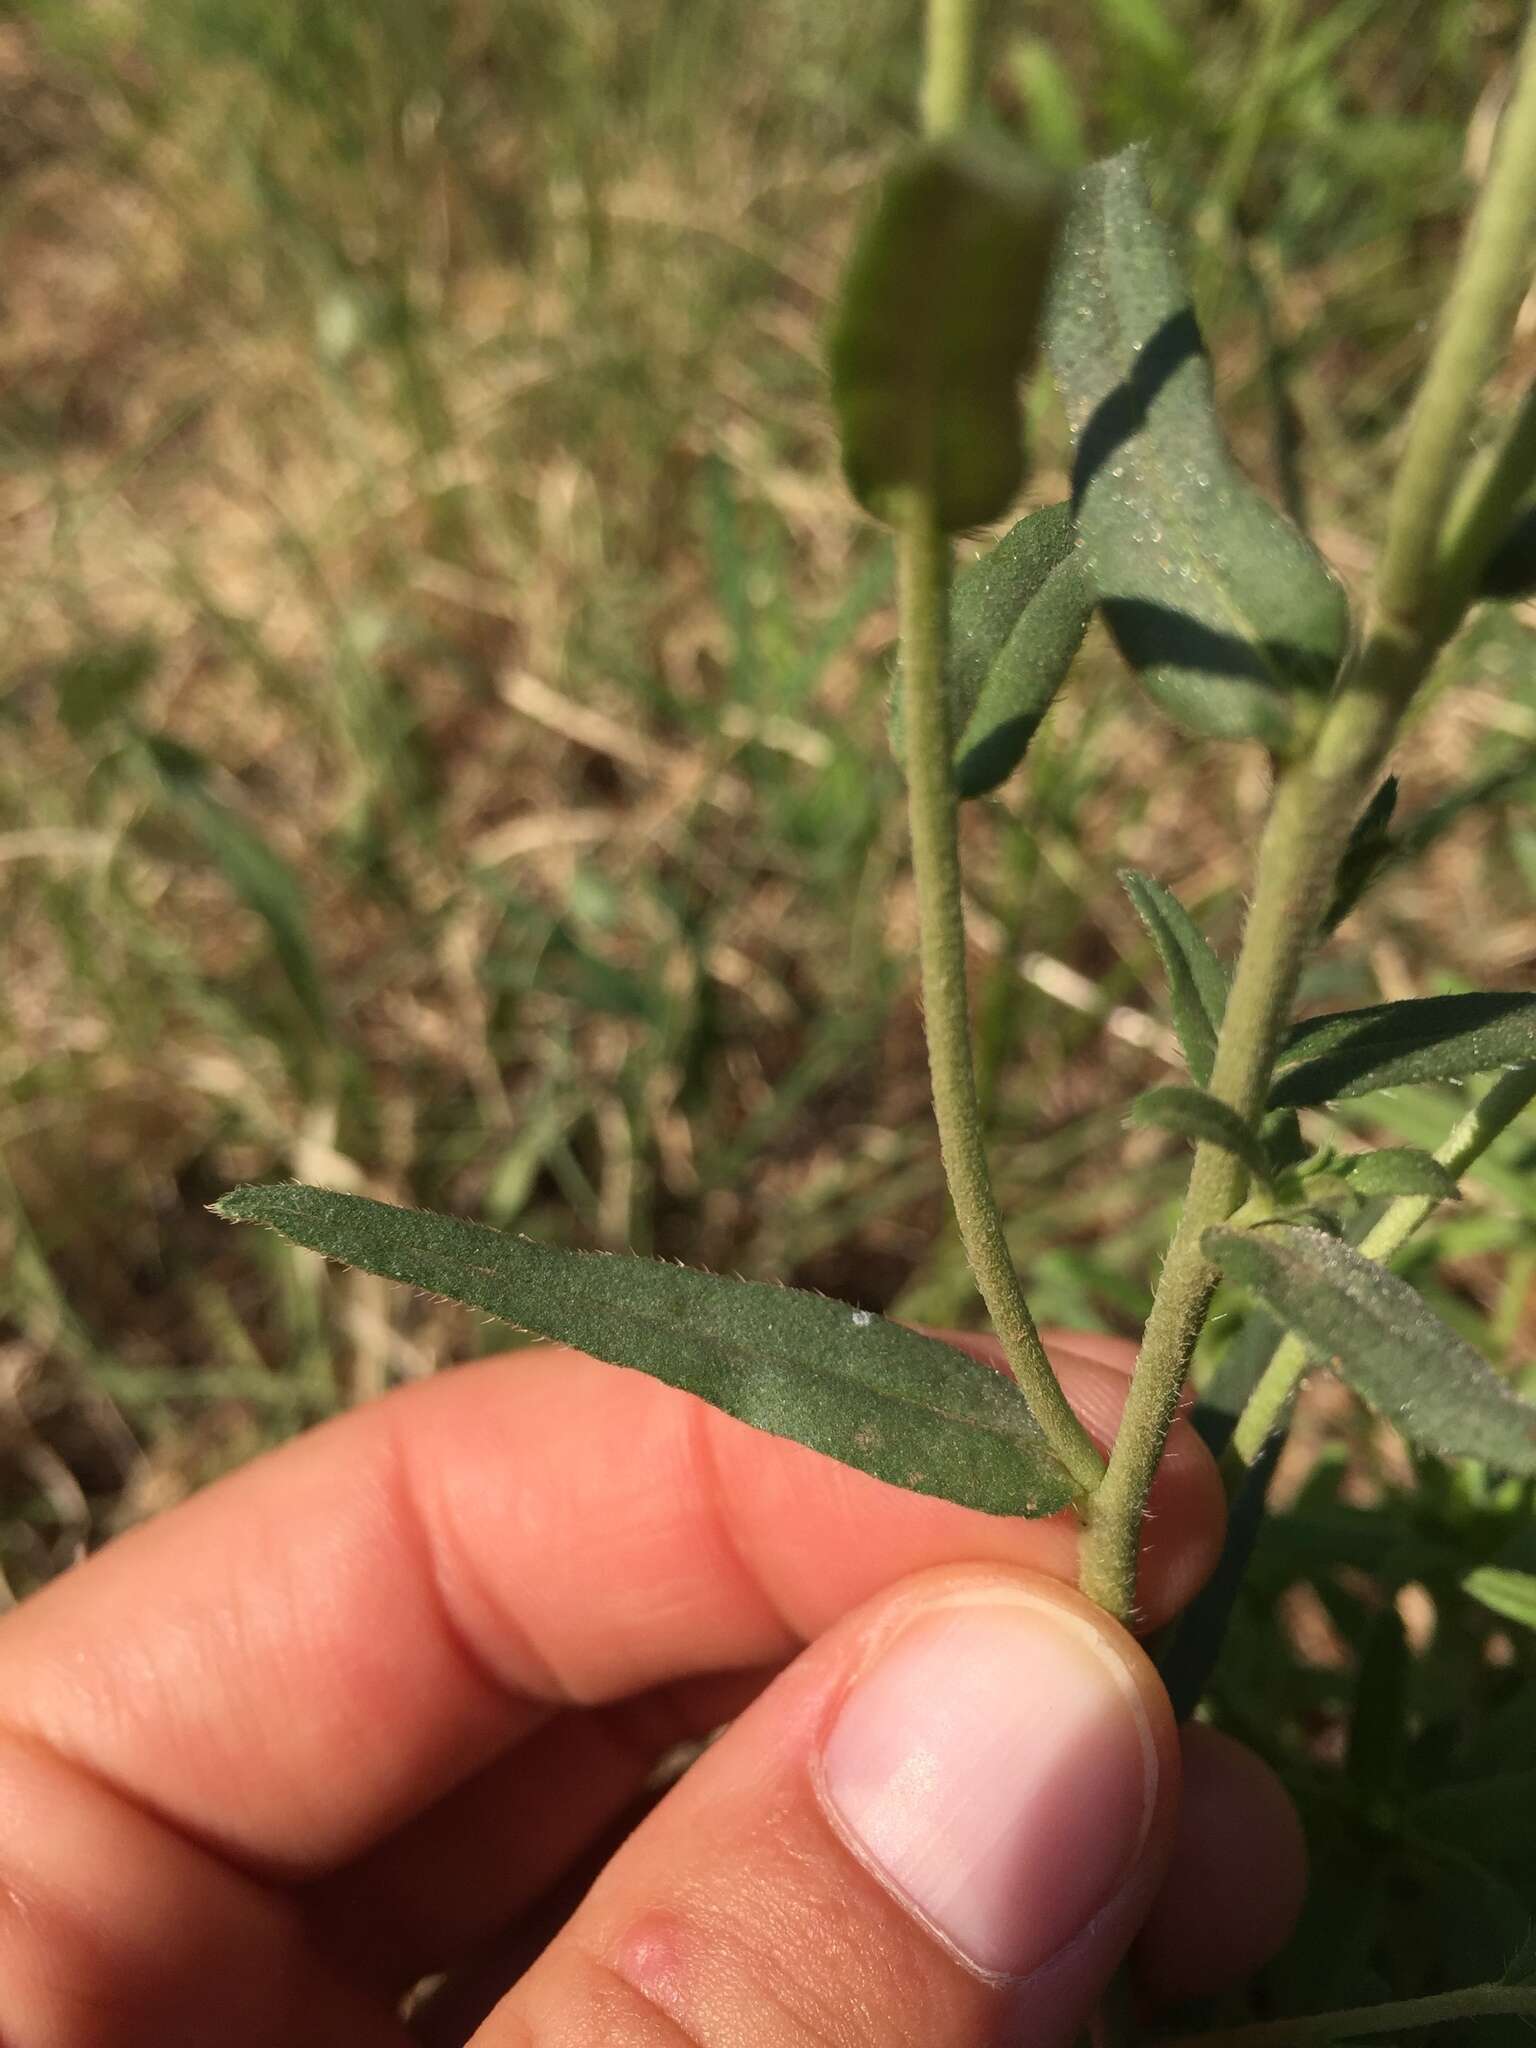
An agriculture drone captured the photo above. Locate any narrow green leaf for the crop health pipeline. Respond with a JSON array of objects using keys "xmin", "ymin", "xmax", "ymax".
[
  {"xmin": 1271, "ymin": 991, "xmax": 1536, "ymax": 1107},
  {"xmin": 830, "ymin": 138, "xmax": 1062, "ymax": 531},
  {"xmin": 1155, "ymin": 1428, "xmax": 1283, "ymax": 1719},
  {"xmin": 1339, "ymin": 1148, "xmax": 1460, "ymax": 1201},
  {"xmin": 1203, "ymin": 1222, "xmax": 1536, "ymax": 1476},
  {"xmin": 215, "ymin": 1184, "xmax": 1075, "ymax": 1517},
  {"xmin": 890, "ymin": 503, "xmax": 1092, "ymax": 796},
  {"xmin": 1260, "ymin": 1108, "xmax": 1310, "ymax": 1174},
  {"xmin": 1130, "ymin": 1084, "xmax": 1271, "ymax": 1182},
  {"xmin": 1045, "ymin": 150, "xmax": 1349, "ymax": 748},
  {"xmin": 1119, "ymin": 868, "xmax": 1230, "ymax": 1084},
  {"xmin": 1463, "ymin": 1565, "xmax": 1536, "ymax": 1632},
  {"xmin": 1323, "ymin": 775, "xmax": 1398, "ymax": 934},
  {"xmin": 140, "ymin": 735, "xmax": 331, "ymax": 1041},
  {"xmin": 1345, "ymin": 1604, "xmax": 1411, "ymax": 1800},
  {"xmin": 54, "ymin": 636, "xmax": 159, "ymax": 739},
  {"xmin": 1478, "ymin": 502, "xmax": 1536, "ymax": 600},
  {"xmin": 949, "ymin": 504, "xmax": 1092, "ymax": 795}
]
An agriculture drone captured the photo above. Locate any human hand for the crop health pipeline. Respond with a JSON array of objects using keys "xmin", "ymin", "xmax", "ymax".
[{"xmin": 0, "ymin": 1331, "xmax": 1304, "ymax": 2046}]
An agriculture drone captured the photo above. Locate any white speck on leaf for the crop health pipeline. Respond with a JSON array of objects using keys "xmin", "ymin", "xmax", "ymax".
[{"xmin": 851, "ymin": 1309, "xmax": 873, "ymax": 1329}]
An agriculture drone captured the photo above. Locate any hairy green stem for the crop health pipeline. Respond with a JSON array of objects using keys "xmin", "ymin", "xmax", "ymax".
[
  {"xmin": 1228, "ymin": 1063, "xmax": 1536, "ymax": 1468},
  {"xmin": 1078, "ymin": 20, "xmax": 1536, "ymax": 1618},
  {"xmin": 896, "ymin": 491, "xmax": 1105, "ymax": 1495},
  {"xmin": 921, "ymin": 0, "xmax": 979, "ymax": 137},
  {"xmin": 1157, "ymin": 1978, "xmax": 1536, "ymax": 2047}
]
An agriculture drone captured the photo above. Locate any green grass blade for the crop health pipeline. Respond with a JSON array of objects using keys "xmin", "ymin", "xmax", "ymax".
[{"xmin": 1130, "ymin": 1083, "xmax": 1271, "ymax": 1182}]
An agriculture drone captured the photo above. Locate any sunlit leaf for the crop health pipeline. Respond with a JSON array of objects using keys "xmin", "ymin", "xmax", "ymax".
[
  {"xmin": 1463, "ymin": 1565, "xmax": 1536, "ymax": 1633},
  {"xmin": 1046, "ymin": 150, "xmax": 1349, "ymax": 747},
  {"xmin": 1271, "ymin": 991, "xmax": 1536, "ymax": 1107},
  {"xmin": 950, "ymin": 505, "xmax": 1092, "ymax": 795},
  {"xmin": 1204, "ymin": 1222, "xmax": 1536, "ymax": 1475},
  {"xmin": 1339, "ymin": 1148, "xmax": 1460, "ymax": 1201},
  {"xmin": 1120, "ymin": 868, "xmax": 1229, "ymax": 1084},
  {"xmin": 889, "ymin": 503, "xmax": 1091, "ymax": 796},
  {"xmin": 215, "ymin": 1184, "xmax": 1076, "ymax": 1517}
]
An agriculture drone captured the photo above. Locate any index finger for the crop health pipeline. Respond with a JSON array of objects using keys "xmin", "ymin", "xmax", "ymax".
[{"xmin": 0, "ymin": 1341, "xmax": 1223, "ymax": 1881}]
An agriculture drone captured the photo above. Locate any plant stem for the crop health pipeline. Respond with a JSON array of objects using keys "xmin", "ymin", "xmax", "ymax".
[
  {"xmin": 1156, "ymin": 1978, "xmax": 1536, "ymax": 2047},
  {"xmin": 1374, "ymin": 12, "xmax": 1536, "ymax": 646},
  {"xmin": 922, "ymin": 0, "xmax": 979, "ymax": 137},
  {"xmin": 1227, "ymin": 1063, "xmax": 1536, "ymax": 1469},
  {"xmin": 1077, "ymin": 17, "xmax": 1536, "ymax": 1618},
  {"xmin": 896, "ymin": 490, "xmax": 1106, "ymax": 1496}
]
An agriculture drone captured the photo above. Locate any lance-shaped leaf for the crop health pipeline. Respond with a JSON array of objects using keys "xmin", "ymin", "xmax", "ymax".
[
  {"xmin": 1463, "ymin": 1566, "xmax": 1536, "ymax": 1632},
  {"xmin": 1120, "ymin": 868, "xmax": 1229, "ymax": 1084},
  {"xmin": 1046, "ymin": 151, "xmax": 1349, "ymax": 748},
  {"xmin": 1339, "ymin": 1148, "xmax": 1460, "ymax": 1201},
  {"xmin": 1323, "ymin": 775, "xmax": 1398, "ymax": 935},
  {"xmin": 1203, "ymin": 1222, "xmax": 1536, "ymax": 1476},
  {"xmin": 889, "ymin": 503, "xmax": 1091, "ymax": 796},
  {"xmin": 1156, "ymin": 1428, "xmax": 1283, "ymax": 1720},
  {"xmin": 830, "ymin": 138, "xmax": 1062, "ymax": 532},
  {"xmin": 950, "ymin": 506, "xmax": 1093, "ymax": 796},
  {"xmin": 215, "ymin": 1184, "xmax": 1075, "ymax": 1518},
  {"xmin": 1130, "ymin": 1084, "xmax": 1271, "ymax": 1182},
  {"xmin": 1271, "ymin": 991, "xmax": 1536, "ymax": 1107},
  {"xmin": 1478, "ymin": 502, "xmax": 1536, "ymax": 600}
]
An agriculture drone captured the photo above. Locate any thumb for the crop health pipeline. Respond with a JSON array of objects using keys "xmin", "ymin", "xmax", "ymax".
[{"xmin": 476, "ymin": 1565, "xmax": 1180, "ymax": 2048}]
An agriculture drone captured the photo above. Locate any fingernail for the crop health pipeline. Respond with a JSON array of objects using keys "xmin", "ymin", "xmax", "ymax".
[{"xmin": 816, "ymin": 1585, "xmax": 1159, "ymax": 1980}]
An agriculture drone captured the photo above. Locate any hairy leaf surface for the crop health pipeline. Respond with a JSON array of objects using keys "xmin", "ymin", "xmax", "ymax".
[
  {"xmin": 1130, "ymin": 1084, "xmax": 1271, "ymax": 1181},
  {"xmin": 1120, "ymin": 868, "xmax": 1229, "ymax": 1084},
  {"xmin": 1204, "ymin": 1222, "xmax": 1536, "ymax": 1475},
  {"xmin": 1046, "ymin": 151, "xmax": 1348, "ymax": 746},
  {"xmin": 1271, "ymin": 992, "xmax": 1536, "ymax": 1107},
  {"xmin": 1339, "ymin": 1148, "xmax": 1460, "ymax": 1201},
  {"xmin": 216, "ymin": 1184, "xmax": 1076, "ymax": 1517}
]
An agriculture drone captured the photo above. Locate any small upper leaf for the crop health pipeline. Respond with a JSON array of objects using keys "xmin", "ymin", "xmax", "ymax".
[
  {"xmin": 1339, "ymin": 1148, "xmax": 1460, "ymax": 1201},
  {"xmin": 889, "ymin": 503, "xmax": 1092, "ymax": 797},
  {"xmin": 1204, "ymin": 1222, "xmax": 1536, "ymax": 1476},
  {"xmin": 1323, "ymin": 775, "xmax": 1399, "ymax": 935},
  {"xmin": 215, "ymin": 1184, "xmax": 1076, "ymax": 1518},
  {"xmin": 1046, "ymin": 150, "xmax": 1349, "ymax": 748},
  {"xmin": 1271, "ymin": 991, "xmax": 1536, "ymax": 1107},
  {"xmin": 1130, "ymin": 1084, "xmax": 1271, "ymax": 1182},
  {"xmin": 830, "ymin": 139, "xmax": 1062, "ymax": 531},
  {"xmin": 1120, "ymin": 868, "xmax": 1230, "ymax": 1084},
  {"xmin": 951, "ymin": 506, "xmax": 1093, "ymax": 796}
]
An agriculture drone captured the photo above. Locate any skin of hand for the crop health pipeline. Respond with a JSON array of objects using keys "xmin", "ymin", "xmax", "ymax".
[{"xmin": 0, "ymin": 1331, "xmax": 1305, "ymax": 2048}]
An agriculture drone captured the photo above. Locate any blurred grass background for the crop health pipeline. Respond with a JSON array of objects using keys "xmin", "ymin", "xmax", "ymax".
[{"xmin": 3, "ymin": 0, "xmax": 1536, "ymax": 1602}]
